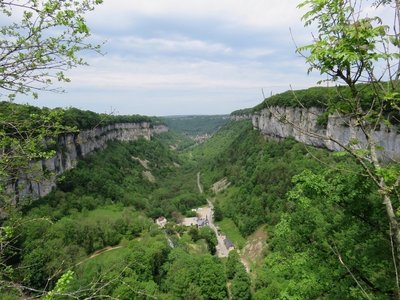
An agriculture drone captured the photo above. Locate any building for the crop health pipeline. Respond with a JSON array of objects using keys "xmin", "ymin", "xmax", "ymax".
[
  {"xmin": 156, "ymin": 216, "xmax": 167, "ymax": 228},
  {"xmin": 224, "ymin": 238, "xmax": 235, "ymax": 251}
]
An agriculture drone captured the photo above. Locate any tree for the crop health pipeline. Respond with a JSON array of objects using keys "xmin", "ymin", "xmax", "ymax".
[
  {"xmin": 0, "ymin": 0, "xmax": 104, "ymax": 194},
  {"xmin": 284, "ymin": 0, "xmax": 400, "ymax": 297},
  {"xmin": 231, "ymin": 264, "xmax": 251, "ymax": 300},
  {"xmin": 0, "ymin": 0, "xmax": 103, "ymax": 100},
  {"xmin": 199, "ymin": 227, "xmax": 217, "ymax": 255},
  {"xmin": 0, "ymin": 0, "xmax": 103, "ymax": 297},
  {"xmin": 226, "ymin": 250, "xmax": 240, "ymax": 280}
]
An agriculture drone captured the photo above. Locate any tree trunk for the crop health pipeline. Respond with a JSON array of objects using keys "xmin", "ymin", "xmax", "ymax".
[{"xmin": 368, "ymin": 127, "xmax": 400, "ymax": 298}]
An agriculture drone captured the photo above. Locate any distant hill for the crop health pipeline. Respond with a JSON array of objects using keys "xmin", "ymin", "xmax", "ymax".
[{"xmin": 162, "ymin": 115, "xmax": 230, "ymax": 139}]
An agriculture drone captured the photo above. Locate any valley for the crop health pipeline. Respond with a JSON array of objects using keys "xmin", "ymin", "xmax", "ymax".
[
  {"xmin": 3, "ymin": 0, "xmax": 400, "ymax": 299},
  {"xmin": 0, "ymin": 87, "xmax": 400, "ymax": 300},
  {"xmin": 1, "ymin": 102, "xmax": 396, "ymax": 299}
]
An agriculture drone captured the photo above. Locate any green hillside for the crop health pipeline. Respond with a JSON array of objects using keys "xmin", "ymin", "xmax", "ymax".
[{"xmin": 162, "ymin": 115, "xmax": 229, "ymax": 138}]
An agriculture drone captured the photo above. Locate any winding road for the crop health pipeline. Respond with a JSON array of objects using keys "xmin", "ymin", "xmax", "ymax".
[{"xmin": 197, "ymin": 172, "xmax": 229, "ymax": 257}]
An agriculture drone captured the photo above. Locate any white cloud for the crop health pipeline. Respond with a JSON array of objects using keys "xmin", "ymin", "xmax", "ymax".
[
  {"xmin": 88, "ymin": 0, "xmax": 304, "ymax": 31},
  {"xmin": 15, "ymin": 0, "xmax": 324, "ymax": 115},
  {"xmin": 113, "ymin": 36, "xmax": 232, "ymax": 54}
]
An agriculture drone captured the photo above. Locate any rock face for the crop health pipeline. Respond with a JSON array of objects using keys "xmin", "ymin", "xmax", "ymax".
[
  {"xmin": 252, "ymin": 106, "xmax": 400, "ymax": 160},
  {"xmin": 11, "ymin": 122, "xmax": 168, "ymax": 201}
]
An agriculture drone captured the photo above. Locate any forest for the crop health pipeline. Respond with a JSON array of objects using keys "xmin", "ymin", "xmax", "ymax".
[
  {"xmin": 3, "ymin": 0, "xmax": 400, "ymax": 299},
  {"xmin": 0, "ymin": 103, "xmax": 397, "ymax": 299}
]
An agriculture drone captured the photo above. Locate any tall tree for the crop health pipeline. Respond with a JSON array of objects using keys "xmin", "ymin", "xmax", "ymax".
[
  {"xmin": 0, "ymin": 0, "xmax": 103, "ymax": 297},
  {"xmin": 292, "ymin": 0, "xmax": 400, "ymax": 296},
  {"xmin": 0, "ymin": 0, "xmax": 103, "ymax": 204}
]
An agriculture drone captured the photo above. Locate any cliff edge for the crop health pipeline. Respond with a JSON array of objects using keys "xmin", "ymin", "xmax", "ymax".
[
  {"xmin": 9, "ymin": 122, "xmax": 168, "ymax": 202},
  {"xmin": 250, "ymin": 106, "xmax": 400, "ymax": 160}
]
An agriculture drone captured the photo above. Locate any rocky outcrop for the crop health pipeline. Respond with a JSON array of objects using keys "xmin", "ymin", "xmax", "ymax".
[
  {"xmin": 252, "ymin": 106, "xmax": 400, "ymax": 160},
  {"xmin": 10, "ymin": 122, "xmax": 168, "ymax": 201}
]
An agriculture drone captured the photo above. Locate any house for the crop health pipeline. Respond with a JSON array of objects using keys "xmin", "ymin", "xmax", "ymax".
[
  {"xmin": 224, "ymin": 238, "xmax": 235, "ymax": 251},
  {"xmin": 156, "ymin": 216, "xmax": 167, "ymax": 228}
]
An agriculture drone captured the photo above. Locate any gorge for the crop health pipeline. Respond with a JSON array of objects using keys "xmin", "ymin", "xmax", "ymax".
[{"xmin": 8, "ymin": 122, "xmax": 168, "ymax": 201}]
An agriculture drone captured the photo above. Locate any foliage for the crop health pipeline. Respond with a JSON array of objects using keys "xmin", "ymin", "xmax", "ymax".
[
  {"xmin": 155, "ymin": 130, "xmax": 196, "ymax": 151},
  {"xmin": 231, "ymin": 83, "xmax": 397, "ymax": 117},
  {"xmin": 193, "ymin": 118, "xmax": 400, "ymax": 297},
  {"xmin": 0, "ymin": 101, "xmax": 158, "ymax": 210},
  {"xmin": 225, "ymin": 250, "xmax": 240, "ymax": 280},
  {"xmin": 255, "ymin": 170, "xmax": 393, "ymax": 299},
  {"xmin": 231, "ymin": 264, "xmax": 251, "ymax": 300},
  {"xmin": 16, "ymin": 205, "xmax": 155, "ymax": 289},
  {"xmin": 0, "ymin": 102, "xmax": 68, "ymax": 202},
  {"xmin": 295, "ymin": 0, "xmax": 400, "ymax": 294},
  {"xmin": 60, "ymin": 107, "xmax": 155, "ymax": 130},
  {"xmin": 195, "ymin": 120, "xmax": 338, "ymax": 236},
  {"xmin": 198, "ymin": 227, "xmax": 218, "ymax": 255},
  {"xmin": 0, "ymin": 0, "xmax": 103, "ymax": 100},
  {"xmin": 43, "ymin": 270, "xmax": 74, "ymax": 300},
  {"xmin": 162, "ymin": 248, "xmax": 228, "ymax": 299}
]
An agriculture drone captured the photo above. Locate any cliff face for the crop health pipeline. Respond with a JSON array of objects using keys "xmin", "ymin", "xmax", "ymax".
[
  {"xmin": 252, "ymin": 106, "xmax": 400, "ymax": 160},
  {"xmin": 11, "ymin": 122, "xmax": 168, "ymax": 201}
]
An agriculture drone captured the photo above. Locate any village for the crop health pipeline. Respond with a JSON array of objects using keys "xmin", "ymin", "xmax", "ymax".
[{"xmin": 155, "ymin": 204, "xmax": 235, "ymax": 257}]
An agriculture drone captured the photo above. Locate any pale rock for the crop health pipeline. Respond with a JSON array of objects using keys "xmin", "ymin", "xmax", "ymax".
[
  {"xmin": 252, "ymin": 106, "xmax": 400, "ymax": 160},
  {"xmin": 8, "ymin": 122, "xmax": 168, "ymax": 202}
]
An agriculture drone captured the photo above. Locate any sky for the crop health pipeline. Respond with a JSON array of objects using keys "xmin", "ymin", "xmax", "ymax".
[{"xmin": 17, "ymin": 0, "xmax": 325, "ymax": 116}]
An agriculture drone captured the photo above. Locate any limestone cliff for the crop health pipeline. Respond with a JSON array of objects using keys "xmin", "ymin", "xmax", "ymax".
[
  {"xmin": 251, "ymin": 106, "xmax": 400, "ymax": 160},
  {"xmin": 10, "ymin": 122, "xmax": 168, "ymax": 201}
]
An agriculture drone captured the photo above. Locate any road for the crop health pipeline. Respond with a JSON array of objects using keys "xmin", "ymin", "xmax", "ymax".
[{"xmin": 197, "ymin": 172, "xmax": 230, "ymax": 257}]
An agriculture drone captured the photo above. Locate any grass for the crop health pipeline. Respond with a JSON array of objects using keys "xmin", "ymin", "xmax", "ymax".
[
  {"xmin": 188, "ymin": 239, "xmax": 210, "ymax": 255},
  {"xmin": 75, "ymin": 244, "xmax": 129, "ymax": 270},
  {"xmin": 82, "ymin": 205, "xmax": 124, "ymax": 219},
  {"xmin": 216, "ymin": 218, "xmax": 246, "ymax": 249}
]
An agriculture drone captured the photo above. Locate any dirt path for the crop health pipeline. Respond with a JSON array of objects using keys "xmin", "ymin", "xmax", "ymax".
[
  {"xmin": 197, "ymin": 172, "xmax": 204, "ymax": 194},
  {"xmin": 75, "ymin": 245, "xmax": 123, "ymax": 266}
]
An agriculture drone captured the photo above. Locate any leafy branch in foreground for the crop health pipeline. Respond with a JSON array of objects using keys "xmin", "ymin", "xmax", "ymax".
[
  {"xmin": 0, "ymin": 0, "xmax": 103, "ymax": 100},
  {"xmin": 290, "ymin": 0, "xmax": 400, "ymax": 297}
]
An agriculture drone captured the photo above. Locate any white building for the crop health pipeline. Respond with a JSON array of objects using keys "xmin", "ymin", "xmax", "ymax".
[{"xmin": 156, "ymin": 216, "xmax": 167, "ymax": 228}]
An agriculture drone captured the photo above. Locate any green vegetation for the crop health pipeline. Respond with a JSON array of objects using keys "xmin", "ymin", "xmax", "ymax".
[
  {"xmin": 61, "ymin": 107, "xmax": 157, "ymax": 130},
  {"xmin": 2, "ymin": 111, "xmax": 400, "ymax": 299},
  {"xmin": 1, "ymin": 128, "xmax": 219, "ymax": 298},
  {"xmin": 0, "ymin": 0, "xmax": 103, "ymax": 100},
  {"xmin": 0, "ymin": 101, "xmax": 157, "ymax": 131},
  {"xmin": 189, "ymin": 119, "xmax": 396, "ymax": 298},
  {"xmin": 0, "ymin": 101, "xmax": 161, "ymax": 204},
  {"xmin": 192, "ymin": 120, "xmax": 337, "ymax": 235},
  {"xmin": 3, "ymin": 0, "xmax": 400, "ymax": 298},
  {"xmin": 231, "ymin": 83, "xmax": 399, "ymax": 117},
  {"xmin": 162, "ymin": 115, "xmax": 229, "ymax": 138}
]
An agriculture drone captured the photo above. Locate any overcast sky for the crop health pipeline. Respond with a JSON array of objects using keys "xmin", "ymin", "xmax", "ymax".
[{"xmin": 18, "ymin": 0, "xmax": 325, "ymax": 116}]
